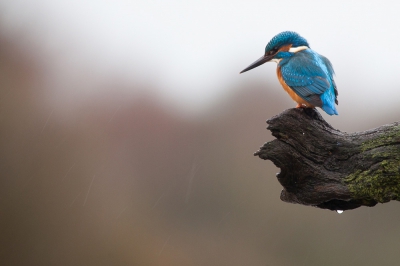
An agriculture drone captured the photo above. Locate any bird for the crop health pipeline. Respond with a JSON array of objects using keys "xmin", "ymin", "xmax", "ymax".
[{"xmin": 240, "ymin": 31, "xmax": 338, "ymax": 115}]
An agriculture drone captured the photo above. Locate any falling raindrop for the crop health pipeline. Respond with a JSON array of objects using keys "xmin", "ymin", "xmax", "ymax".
[{"xmin": 336, "ymin": 210, "xmax": 343, "ymax": 214}]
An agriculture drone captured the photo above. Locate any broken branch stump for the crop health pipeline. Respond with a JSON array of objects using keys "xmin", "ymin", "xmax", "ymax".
[{"xmin": 254, "ymin": 108, "xmax": 400, "ymax": 211}]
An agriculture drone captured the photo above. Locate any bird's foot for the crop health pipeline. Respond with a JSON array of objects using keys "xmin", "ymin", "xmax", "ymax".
[{"xmin": 296, "ymin": 104, "xmax": 305, "ymax": 108}]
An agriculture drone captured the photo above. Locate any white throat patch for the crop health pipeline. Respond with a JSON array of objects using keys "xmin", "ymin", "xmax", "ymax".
[{"xmin": 288, "ymin": 46, "xmax": 308, "ymax": 53}]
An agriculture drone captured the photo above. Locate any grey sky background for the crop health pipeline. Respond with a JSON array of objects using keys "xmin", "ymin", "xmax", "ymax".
[{"xmin": 1, "ymin": 0, "xmax": 400, "ymax": 118}]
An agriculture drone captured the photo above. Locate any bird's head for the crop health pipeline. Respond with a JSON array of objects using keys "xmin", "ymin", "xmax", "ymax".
[{"xmin": 240, "ymin": 31, "xmax": 309, "ymax": 73}]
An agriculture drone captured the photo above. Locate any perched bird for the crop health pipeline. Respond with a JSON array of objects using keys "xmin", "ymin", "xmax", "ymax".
[{"xmin": 240, "ymin": 31, "xmax": 338, "ymax": 115}]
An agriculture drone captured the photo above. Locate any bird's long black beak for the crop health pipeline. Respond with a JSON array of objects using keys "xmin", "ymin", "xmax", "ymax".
[{"xmin": 240, "ymin": 54, "xmax": 275, "ymax": 74}]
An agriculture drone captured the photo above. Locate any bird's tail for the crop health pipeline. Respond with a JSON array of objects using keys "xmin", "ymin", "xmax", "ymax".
[
  {"xmin": 320, "ymin": 87, "xmax": 338, "ymax": 115},
  {"xmin": 321, "ymin": 105, "xmax": 338, "ymax": 115}
]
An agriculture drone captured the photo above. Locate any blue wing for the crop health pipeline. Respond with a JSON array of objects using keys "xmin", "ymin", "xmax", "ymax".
[
  {"xmin": 320, "ymin": 54, "xmax": 338, "ymax": 104},
  {"xmin": 279, "ymin": 50, "xmax": 336, "ymax": 107}
]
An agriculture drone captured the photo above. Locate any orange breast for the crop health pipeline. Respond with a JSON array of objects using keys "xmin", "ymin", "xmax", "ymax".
[{"xmin": 276, "ymin": 67, "xmax": 314, "ymax": 108}]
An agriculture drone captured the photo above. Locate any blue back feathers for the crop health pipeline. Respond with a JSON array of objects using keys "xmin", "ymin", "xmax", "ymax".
[
  {"xmin": 279, "ymin": 49, "xmax": 338, "ymax": 115},
  {"xmin": 265, "ymin": 31, "xmax": 309, "ymax": 53}
]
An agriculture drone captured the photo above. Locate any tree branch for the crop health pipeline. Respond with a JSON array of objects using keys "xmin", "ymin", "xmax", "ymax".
[{"xmin": 254, "ymin": 108, "xmax": 400, "ymax": 211}]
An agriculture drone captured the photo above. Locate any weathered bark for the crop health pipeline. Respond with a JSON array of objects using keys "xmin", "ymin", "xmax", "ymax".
[{"xmin": 254, "ymin": 108, "xmax": 400, "ymax": 211}]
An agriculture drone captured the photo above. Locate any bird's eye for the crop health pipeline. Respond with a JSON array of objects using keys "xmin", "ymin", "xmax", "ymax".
[{"xmin": 266, "ymin": 48, "xmax": 279, "ymax": 56}]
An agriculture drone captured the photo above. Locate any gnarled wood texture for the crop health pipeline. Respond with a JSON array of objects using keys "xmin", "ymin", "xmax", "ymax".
[{"xmin": 254, "ymin": 108, "xmax": 400, "ymax": 211}]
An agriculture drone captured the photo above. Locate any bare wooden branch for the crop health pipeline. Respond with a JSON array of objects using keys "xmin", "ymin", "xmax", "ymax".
[{"xmin": 254, "ymin": 108, "xmax": 400, "ymax": 211}]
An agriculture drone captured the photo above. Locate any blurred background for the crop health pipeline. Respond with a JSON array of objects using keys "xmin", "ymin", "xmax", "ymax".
[{"xmin": 1, "ymin": 1, "xmax": 400, "ymax": 265}]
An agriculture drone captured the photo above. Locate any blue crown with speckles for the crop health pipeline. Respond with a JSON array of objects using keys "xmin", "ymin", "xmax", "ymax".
[{"xmin": 265, "ymin": 31, "xmax": 309, "ymax": 52}]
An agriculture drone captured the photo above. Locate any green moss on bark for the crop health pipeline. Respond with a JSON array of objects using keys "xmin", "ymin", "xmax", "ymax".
[
  {"xmin": 361, "ymin": 126, "xmax": 400, "ymax": 152},
  {"xmin": 343, "ymin": 126, "xmax": 400, "ymax": 203}
]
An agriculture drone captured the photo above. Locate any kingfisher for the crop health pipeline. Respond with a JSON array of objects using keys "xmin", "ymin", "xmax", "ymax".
[{"xmin": 240, "ymin": 31, "xmax": 338, "ymax": 115}]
